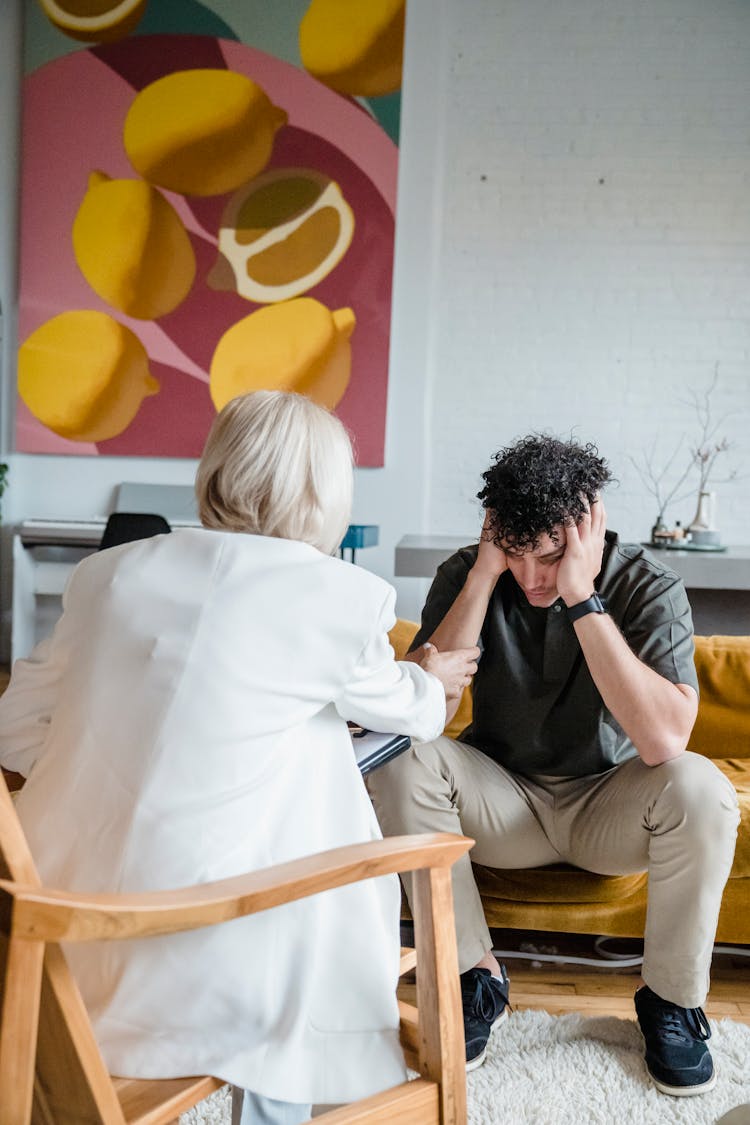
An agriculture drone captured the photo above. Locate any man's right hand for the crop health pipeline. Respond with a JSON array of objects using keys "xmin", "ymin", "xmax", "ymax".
[
  {"xmin": 416, "ymin": 642, "xmax": 480, "ymax": 700},
  {"xmin": 475, "ymin": 511, "xmax": 508, "ymax": 581}
]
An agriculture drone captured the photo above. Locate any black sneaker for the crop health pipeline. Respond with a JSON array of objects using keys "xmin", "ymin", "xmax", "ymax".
[
  {"xmin": 635, "ymin": 985, "xmax": 716, "ymax": 1096},
  {"xmin": 460, "ymin": 965, "xmax": 511, "ymax": 1071}
]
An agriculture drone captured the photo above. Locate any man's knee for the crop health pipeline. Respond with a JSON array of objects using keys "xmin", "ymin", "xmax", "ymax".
[
  {"xmin": 654, "ymin": 751, "xmax": 739, "ymax": 841},
  {"xmin": 367, "ymin": 736, "xmax": 454, "ymax": 801}
]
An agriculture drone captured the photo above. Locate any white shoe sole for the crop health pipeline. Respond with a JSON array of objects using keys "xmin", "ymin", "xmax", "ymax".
[
  {"xmin": 650, "ymin": 1067, "xmax": 717, "ymax": 1097},
  {"xmin": 465, "ymin": 1007, "xmax": 509, "ymax": 1072}
]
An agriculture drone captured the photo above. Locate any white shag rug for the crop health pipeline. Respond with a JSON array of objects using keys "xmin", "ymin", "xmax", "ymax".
[{"xmin": 180, "ymin": 1010, "xmax": 750, "ymax": 1125}]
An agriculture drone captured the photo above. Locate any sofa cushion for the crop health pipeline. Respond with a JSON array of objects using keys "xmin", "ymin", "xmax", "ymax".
[
  {"xmin": 473, "ymin": 863, "xmax": 646, "ymax": 904},
  {"xmin": 690, "ymin": 636, "xmax": 750, "ymax": 760}
]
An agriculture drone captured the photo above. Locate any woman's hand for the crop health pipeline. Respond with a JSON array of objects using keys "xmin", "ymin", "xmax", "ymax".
[{"xmin": 416, "ymin": 641, "xmax": 480, "ymax": 700}]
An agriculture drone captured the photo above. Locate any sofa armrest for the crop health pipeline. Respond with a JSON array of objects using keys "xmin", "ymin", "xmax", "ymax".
[{"xmin": 690, "ymin": 636, "xmax": 750, "ymax": 760}]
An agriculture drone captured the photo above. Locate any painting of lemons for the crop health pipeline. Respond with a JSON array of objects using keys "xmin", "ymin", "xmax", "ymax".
[{"xmin": 18, "ymin": 1, "xmax": 402, "ymax": 462}]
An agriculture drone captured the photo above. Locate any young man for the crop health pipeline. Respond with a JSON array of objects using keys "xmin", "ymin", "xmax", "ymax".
[{"xmin": 369, "ymin": 434, "xmax": 739, "ymax": 1095}]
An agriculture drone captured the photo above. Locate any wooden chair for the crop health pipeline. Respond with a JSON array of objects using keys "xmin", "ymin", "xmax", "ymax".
[{"xmin": 0, "ymin": 769, "xmax": 471, "ymax": 1125}]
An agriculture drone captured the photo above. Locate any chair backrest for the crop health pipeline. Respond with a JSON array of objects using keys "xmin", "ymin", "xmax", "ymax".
[{"xmin": 98, "ymin": 513, "xmax": 171, "ymax": 552}]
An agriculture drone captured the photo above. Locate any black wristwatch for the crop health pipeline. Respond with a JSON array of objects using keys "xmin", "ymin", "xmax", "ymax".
[{"xmin": 567, "ymin": 592, "xmax": 608, "ymax": 622}]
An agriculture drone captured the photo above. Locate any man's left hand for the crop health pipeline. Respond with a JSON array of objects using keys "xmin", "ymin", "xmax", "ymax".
[{"xmin": 556, "ymin": 496, "xmax": 607, "ymax": 607}]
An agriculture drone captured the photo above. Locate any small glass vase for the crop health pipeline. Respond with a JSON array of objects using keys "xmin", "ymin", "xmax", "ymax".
[{"xmin": 650, "ymin": 515, "xmax": 675, "ymax": 548}]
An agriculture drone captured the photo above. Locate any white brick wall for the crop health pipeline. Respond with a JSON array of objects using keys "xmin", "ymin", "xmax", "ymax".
[{"xmin": 418, "ymin": 0, "xmax": 750, "ymax": 546}]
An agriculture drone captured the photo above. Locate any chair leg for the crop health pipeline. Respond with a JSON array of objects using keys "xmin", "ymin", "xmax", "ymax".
[
  {"xmin": 0, "ymin": 935, "xmax": 44, "ymax": 1125},
  {"xmin": 411, "ymin": 866, "xmax": 466, "ymax": 1125}
]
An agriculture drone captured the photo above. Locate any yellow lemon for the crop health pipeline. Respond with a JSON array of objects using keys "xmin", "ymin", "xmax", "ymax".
[
  {"xmin": 19, "ymin": 311, "xmax": 159, "ymax": 442},
  {"xmin": 209, "ymin": 298, "xmax": 355, "ymax": 411},
  {"xmin": 72, "ymin": 171, "xmax": 196, "ymax": 320},
  {"xmin": 37, "ymin": 0, "xmax": 147, "ymax": 43},
  {"xmin": 123, "ymin": 69, "xmax": 288, "ymax": 197},
  {"xmin": 207, "ymin": 167, "xmax": 354, "ymax": 304},
  {"xmin": 299, "ymin": 0, "xmax": 405, "ymax": 97}
]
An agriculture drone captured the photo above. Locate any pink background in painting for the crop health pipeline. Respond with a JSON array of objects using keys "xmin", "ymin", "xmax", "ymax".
[{"xmin": 18, "ymin": 36, "xmax": 397, "ymax": 463}]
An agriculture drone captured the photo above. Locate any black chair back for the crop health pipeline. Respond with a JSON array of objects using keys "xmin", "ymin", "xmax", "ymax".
[{"xmin": 98, "ymin": 512, "xmax": 171, "ymax": 551}]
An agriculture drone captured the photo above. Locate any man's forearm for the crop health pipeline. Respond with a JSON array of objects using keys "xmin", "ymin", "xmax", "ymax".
[
  {"xmin": 426, "ymin": 567, "xmax": 499, "ymax": 653},
  {"xmin": 573, "ymin": 613, "xmax": 697, "ymax": 765}
]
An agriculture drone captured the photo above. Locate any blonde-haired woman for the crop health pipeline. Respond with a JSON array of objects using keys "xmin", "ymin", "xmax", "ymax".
[{"xmin": 0, "ymin": 391, "xmax": 478, "ymax": 1125}]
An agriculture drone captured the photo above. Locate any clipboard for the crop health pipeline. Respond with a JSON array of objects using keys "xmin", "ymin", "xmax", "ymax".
[{"xmin": 348, "ymin": 725, "xmax": 411, "ymax": 775}]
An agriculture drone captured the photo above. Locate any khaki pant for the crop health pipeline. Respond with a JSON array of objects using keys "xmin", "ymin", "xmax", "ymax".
[{"xmin": 367, "ymin": 736, "xmax": 740, "ymax": 1008}]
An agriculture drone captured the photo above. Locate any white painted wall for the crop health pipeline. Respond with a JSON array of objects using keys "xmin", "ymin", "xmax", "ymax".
[
  {"xmin": 424, "ymin": 0, "xmax": 750, "ymax": 545},
  {"xmin": 2, "ymin": 0, "xmax": 749, "ymax": 659}
]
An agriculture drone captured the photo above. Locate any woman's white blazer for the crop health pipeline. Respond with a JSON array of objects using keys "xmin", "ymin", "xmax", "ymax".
[{"xmin": 0, "ymin": 529, "xmax": 446, "ymax": 1103}]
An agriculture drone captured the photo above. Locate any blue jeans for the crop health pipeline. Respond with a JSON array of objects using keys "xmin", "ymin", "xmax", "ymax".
[{"xmin": 231, "ymin": 1087, "xmax": 312, "ymax": 1125}]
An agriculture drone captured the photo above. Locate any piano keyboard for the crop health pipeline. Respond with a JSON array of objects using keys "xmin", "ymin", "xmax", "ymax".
[{"xmin": 19, "ymin": 517, "xmax": 200, "ymax": 547}]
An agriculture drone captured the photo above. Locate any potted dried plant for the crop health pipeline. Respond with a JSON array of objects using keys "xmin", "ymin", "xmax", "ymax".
[{"xmin": 629, "ymin": 370, "xmax": 738, "ymax": 547}]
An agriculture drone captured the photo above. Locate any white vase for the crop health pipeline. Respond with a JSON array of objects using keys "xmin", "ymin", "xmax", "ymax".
[{"xmin": 689, "ymin": 491, "xmax": 721, "ymax": 545}]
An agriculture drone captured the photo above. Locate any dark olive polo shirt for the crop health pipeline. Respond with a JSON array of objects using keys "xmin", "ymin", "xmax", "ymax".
[{"xmin": 410, "ymin": 531, "xmax": 699, "ymax": 778}]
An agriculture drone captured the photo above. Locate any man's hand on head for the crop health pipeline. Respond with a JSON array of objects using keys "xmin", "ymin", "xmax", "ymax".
[
  {"xmin": 475, "ymin": 511, "xmax": 509, "ymax": 581},
  {"xmin": 556, "ymin": 495, "xmax": 607, "ymax": 607}
]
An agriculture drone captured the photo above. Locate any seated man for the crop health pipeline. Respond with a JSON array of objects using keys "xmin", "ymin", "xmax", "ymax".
[{"xmin": 369, "ymin": 434, "xmax": 739, "ymax": 1095}]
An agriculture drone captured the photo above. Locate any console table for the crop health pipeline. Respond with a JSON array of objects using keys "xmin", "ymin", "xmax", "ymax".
[{"xmin": 395, "ymin": 536, "xmax": 750, "ymax": 636}]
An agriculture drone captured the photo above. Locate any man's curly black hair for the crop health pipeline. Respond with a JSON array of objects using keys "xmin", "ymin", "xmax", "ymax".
[{"xmin": 477, "ymin": 434, "xmax": 612, "ymax": 551}]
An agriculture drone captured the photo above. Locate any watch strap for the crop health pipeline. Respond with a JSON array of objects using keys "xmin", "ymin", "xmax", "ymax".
[{"xmin": 567, "ymin": 592, "xmax": 608, "ymax": 622}]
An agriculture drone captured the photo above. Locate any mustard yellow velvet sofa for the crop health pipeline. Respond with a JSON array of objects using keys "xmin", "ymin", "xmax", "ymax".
[{"xmin": 389, "ymin": 621, "xmax": 750, "ymax": 945}]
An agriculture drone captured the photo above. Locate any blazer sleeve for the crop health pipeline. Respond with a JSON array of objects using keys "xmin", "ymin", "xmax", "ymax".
[
  {"xmin": 334, "ymin": 587, "xmax": 446, "ymax": 742},
  {"xmin": 0, "ymin": 631, "xmax": 63, "ymax": 778}
]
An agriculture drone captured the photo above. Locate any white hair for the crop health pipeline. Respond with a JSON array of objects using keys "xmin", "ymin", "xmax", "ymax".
[{"xmin": 195, "ymin": 391, "xmax": 353, "ymax": 556}]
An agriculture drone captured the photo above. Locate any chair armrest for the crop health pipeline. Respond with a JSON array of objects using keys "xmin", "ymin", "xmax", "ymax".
[{"xmin": 0, "ymin": 832, "xmax": 472, "ymax": 944}]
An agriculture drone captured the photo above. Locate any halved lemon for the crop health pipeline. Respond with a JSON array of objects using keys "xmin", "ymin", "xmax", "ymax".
[
  {"xmin": 37, "ymin": 0, "xmax": 148, "ymax": 43},
  {"xmin": 208, "ymin": 167, "xmax": 354, "ymax": 304}
]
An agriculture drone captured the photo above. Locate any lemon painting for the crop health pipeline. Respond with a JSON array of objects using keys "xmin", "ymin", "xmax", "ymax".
[{"xmin": 18, "ymin": 5, "xmax": 401, "ymax": 461}]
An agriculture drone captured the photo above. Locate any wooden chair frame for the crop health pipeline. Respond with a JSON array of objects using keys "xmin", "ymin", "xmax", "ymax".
[{"xmin": 0, "ymin": 770, "xmax": 471, "ymax": 1125}]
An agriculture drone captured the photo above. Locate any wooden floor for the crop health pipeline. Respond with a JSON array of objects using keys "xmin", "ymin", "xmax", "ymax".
[{"xmin": 399, "ymin": 929, "xmax": 750, "ymax": 1026}]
